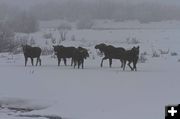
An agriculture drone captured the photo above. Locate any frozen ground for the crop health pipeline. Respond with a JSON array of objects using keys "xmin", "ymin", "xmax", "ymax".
[{"xmin": 1, "ymin": 25, "xmax": 180, "ymax": 119}]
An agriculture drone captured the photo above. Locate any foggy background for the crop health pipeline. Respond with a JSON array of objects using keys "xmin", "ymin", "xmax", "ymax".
[
  {"xmin": 0, "ymin": 0, "xmax": 180, "ymax": 23},
  {"xmin": 1, "ymin": 0, "xmax": 180, "ymax": 52}
]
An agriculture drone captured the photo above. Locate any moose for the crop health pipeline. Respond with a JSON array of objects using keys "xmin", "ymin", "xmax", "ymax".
[
  {"xmin": 73, "ymin": 47, "xmax": 89, "ymax": 69},
  {"xmin": 53, "ymin": 45, "xmax": 76, "ymax": 66},
  {"xmin": 122, "ymin": 46, "xmax": 139, "ymax": 71},
  {"xmin": 95, "ymin": 43, "xmax": 125, "ymax": 68},
  {"xmin": 95, "ymin": 43, "xmax": 140, "ymax": 71},
  {"xmin": 22, "ymin": 45, "xmax": 42, "ymax": 66},
  {"xmin": 21, "ymin": 44, "xmax": 139, "ymax": 71}
]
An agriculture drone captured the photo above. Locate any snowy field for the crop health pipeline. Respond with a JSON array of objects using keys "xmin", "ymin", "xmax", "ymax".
[{"xmin": 1, "ymin": 24, "xmax": 180, "ymax": 119}]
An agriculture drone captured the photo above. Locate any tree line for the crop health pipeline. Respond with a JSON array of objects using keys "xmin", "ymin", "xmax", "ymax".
[{"xmin": 29, "ymin": 1, "xmax": 180, "ymax": 23}]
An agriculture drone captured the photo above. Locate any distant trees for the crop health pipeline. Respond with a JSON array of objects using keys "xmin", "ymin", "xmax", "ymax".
[
  {"xmin": 0, "ymin": 2, "xmax": 40, "ymax": 53},
  {"xmin": 0, "ymin": 3, "xmax": 39, "ymax": 33},
  {"xmin": 0, "ymin": 22, "xmax": 15, "ymax": 52},
  {"xmin": 28, "ymin": 1, "xmax": 180, "ymax": 23},
  {"xmin": 1, "ymin": 1, "xmax": 180, "ymax": 23},
  {"xmin": 57, "ymin": 23, "xmax": 71, "ymax": 42},
  {"xmin": 0, "ymin": 7, "xmax": 39, "ymax": 52},
  {"xmin": 7, "ymin": 11, "xmax": 39, "ymax": 33},
  {"xmin": 1, "ymin": 1, "xmax": 180, "ymax": 24},
  {"xmin": 30, "ymin": 37, "xmax": 36, "ymax": 45},
  {"xmin": 76, "ymin": 18, "xmax": 94, "ymax": 29}
]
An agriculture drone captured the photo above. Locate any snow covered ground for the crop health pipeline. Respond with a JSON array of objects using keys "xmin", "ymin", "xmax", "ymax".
[{"xmin": 1, "ymin": 21, "xmax": 180, "ymax": 119}]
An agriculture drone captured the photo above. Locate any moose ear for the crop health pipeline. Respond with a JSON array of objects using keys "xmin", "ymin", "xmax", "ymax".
[{"xmin": 137, "ymin": 46, "xmax": 139, "ymax": 49}]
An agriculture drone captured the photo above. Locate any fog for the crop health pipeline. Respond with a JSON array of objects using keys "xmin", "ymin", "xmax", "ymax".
[
  {"xmin": 0, "ymin": 0, "xmax": 180, "ymax": 22},
  {"xmin": 1, "ymin": 0, "xmax": 180, "ymax": 7}
]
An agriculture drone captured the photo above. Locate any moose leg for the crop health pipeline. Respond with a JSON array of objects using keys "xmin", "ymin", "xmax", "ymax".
[
  {"xmin": 36, "ymin": 58, "xmax": 39, "ymax": 66},
  {"xmin": 39, "ymin": 58, "xmax": 41, "ymax": 66},
  {"xmin": 120, "ymin": 59, "xmax": 123, "ymax": 68},
  {"xmin": 100, "ymin": 57, "xmax": 107, "ymax": 67},
  {"xmin": 128, "ymin": 62, "xmax": 133, "ymax": 71},
  {"xmin": 63, "ymin": 58, "xmax": 67, "ymax": 66},
  {"xmin": 82, "ymin": 59, "xmax": 84, "ymax": 69},
  {"xmin": 74, "ymin": 60, "xmax": 76, "ymax": 68},
  {"xmin": 71, "ymin": 58, "xmax": 73, "ymax": 66},
  {"xmin": 25, "ymin": 57, "xmax": 28, "ymax": 66},
  {"xmin": 133, "ymin": 62, "xmax": 137, "ymax": 71},
  {"xmin": 123, "ymin": 60, "xmax": 126, "ymax": 71},
  {"xmin": 31, "ymin": 58, "xmax": 34, "ymax": 66},
  {"xmin": 78, "ymin": 60, "xmax": 81, "ymax": 69},
  {"xmin": 109, "ymin": 59, "xmax": 112, "ymax": 68},
  {"xmin": 58, "ymin": 58, "xmax": 61, "ymax": 66},
  {"xmin": 133, "ymin": 59, "xmax": 138, "ymax": 71}
]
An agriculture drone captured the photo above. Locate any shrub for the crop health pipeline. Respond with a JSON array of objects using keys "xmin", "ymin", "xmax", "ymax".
[
  {"xmin": 41, "ymin": 47, "xmax": 53, "ymax": 56},
  {"xmin": 126, "ymin": 37, "xmax": 140, "ymax": 44},
  {"xmin": 96, "ymin": 51, "xmax": 103, "ymax": 57},
  {"xmin": 159, "ymin": 49, "xmax": 169, "ymax": 54},
  {"xmin": 58, "ymin": 23, "xmax": 72, "ymax": 41},
  {"xmin": 138, "ymin": 53, "xmax": 148, "ymax": 63},
  {"xmin": 152, "ymin": 51, "xmax": 160, "ymax": 57},
  {"xmin": 141, "ymin": 51, "xmax": 148, "ymax": 55},
  {"xmin": 30, "ymin": 37, "xmax": 36, "ymax": 45},
  {"xmin": 51, "ymin": 38, "xmax": 56, "ymax": 44},
  {"xmin": 171, "ymin": 52, "xmax": 178, "ymax": 56}
]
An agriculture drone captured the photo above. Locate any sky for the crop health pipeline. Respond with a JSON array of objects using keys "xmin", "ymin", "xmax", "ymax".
[{"xmin": 0, "ymin": 0, "xmax": 180, "ymax": 8}]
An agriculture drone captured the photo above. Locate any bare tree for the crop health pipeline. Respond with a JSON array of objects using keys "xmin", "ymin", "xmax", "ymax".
[
  {"xmin": 7, "ymin": 11, "xmax": 39, "ymax": 33},
  {"xmin": 30, "ymin": 37, "xmax": 36, "ymax": 45},
  {"xmin": 51, "ymin": 37, "xmax": 56, "ymax": 44},
  {"xmin": 0, "ymin": 22, "xmax": 15, "ymax": 52},
  {"xmin": 57, "ymin": 23, "xmax": 71, "ymax": 43},
  {"xmin": 28, "ymin": 1, "xmax": 180, "ymax": 23}
]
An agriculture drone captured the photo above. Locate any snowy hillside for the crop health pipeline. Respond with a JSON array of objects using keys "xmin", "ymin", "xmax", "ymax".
[{"xmin": 1, "ymin": 20, "xmax": 180, "ymax": 119}]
